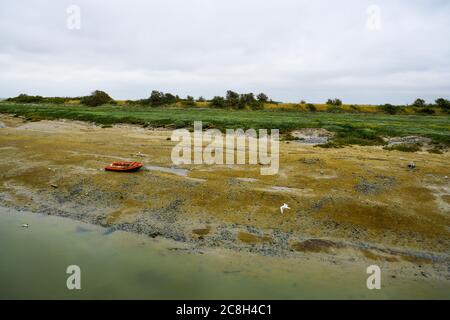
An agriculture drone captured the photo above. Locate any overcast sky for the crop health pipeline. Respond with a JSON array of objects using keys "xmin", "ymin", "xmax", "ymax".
[{"xmin": 1, "ymin": 0, "xmax": 449, "ymax": 104}]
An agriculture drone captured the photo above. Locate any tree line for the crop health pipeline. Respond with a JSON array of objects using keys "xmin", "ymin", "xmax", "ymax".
[{"xmin": 4, "ymin": 91, "xmax": 450, "ymax": 113}]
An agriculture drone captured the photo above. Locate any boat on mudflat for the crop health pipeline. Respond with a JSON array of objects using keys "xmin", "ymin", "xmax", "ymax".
[{"xmin": 105, "ymin": 161, "xmax": 143, "ymax": 172}]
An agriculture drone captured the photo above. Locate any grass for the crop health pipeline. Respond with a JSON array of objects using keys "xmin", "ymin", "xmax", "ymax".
[{"xmin": 0, "ymin": 102, "xmax": 449, "ymax": 147}]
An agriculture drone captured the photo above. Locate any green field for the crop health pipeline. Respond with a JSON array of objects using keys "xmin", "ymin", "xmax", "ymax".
[{"xmin": 1, "ymin": 103, "xmax": 449, "ymax": 146}]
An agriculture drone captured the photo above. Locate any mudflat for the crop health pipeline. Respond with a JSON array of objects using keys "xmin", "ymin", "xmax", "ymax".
[{"xmin": 0, "ymin": 114, "xmax": 449, "ymax": 285}]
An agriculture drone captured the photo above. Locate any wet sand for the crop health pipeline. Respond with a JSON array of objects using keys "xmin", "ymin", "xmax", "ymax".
[{"xmin": 0, "ymin": 114, "xmax": 449, "ymax": 296}]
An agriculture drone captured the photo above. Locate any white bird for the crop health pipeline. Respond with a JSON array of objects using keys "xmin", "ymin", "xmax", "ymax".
[
  {"xmin": 21, "ymin": 224, "xmax": 29, "ymax": 228},
  {"xmin": 280, "ymin": 203, "xmax": 291, "ymax": 214}
]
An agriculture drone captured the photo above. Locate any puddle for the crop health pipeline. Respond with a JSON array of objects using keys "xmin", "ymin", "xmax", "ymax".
[
  {"xmin": 426, "ymin": 184, "xmax": 450, "ymax": 214},
  {"xmin": 295, "ymin": 136, "xmax": 329, "ymax": 145},
  {"xmin": 143, "ymin": 165, "xmax": 189, "ymax": 177},
  {"xmin": 185, "ymin": 177, "xmax": 206, "ymax": 183},
  {"xmin": 291, "ymin": 128, "xmax": 334, "ymax": 145},
  {"xmin": 264, "ymin": 186, "xmax": 311, "ymax": 194},
  {"xmin": 235, "ymin": 178, "xmax": 258, "ymax": 183}
]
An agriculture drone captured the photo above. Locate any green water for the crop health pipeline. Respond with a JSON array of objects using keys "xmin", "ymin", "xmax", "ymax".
[{"xmin": 0, "ymin": 207, "xmax": 448, "ymax": 299}]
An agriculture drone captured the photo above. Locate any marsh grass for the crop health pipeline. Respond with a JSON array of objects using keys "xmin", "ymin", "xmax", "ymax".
[{"xmin": 0, "ymin": 103, "xmax": 449, "ymax": 147}]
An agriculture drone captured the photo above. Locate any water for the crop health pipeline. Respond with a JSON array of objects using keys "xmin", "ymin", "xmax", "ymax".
[
  {"xmin": 143, "ymin": 165, "xmax": 189, "ymax": 177},
  {"xmin": 0, "ymin": 207, "xmax": 448, "ymax": 299}
]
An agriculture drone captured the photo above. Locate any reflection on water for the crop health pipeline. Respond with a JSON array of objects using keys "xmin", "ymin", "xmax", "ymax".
[{"xmin": 0, "ymin": 207, "xmax": 448, "ymax": 299}]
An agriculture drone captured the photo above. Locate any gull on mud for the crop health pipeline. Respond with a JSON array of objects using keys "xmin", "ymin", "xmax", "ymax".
[{"xmin": 280, "ymin": 203, "xmax": 290, "ymax": 214}]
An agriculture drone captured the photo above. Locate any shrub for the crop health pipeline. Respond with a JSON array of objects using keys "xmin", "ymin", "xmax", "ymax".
[
  {"xmin": 80, "ymin": 90, "xmax": 113, "ymax": 107},
  {"xmin": 7, "ymin": 94, "xmax": 44, "ymax": 104},
  {"xmin": 209, "ymin": 96, "xmax": 226, "ymax": 108},
  {"xmin": 148, "ymin": 90, "xmax": 163, "ymax": 106},
  {"xmin": 417, "ymin": 107, "xmax": 435, "ymax": 115},
  {"xmin": 249, "ymin": 101, "xmax": 264, "ymax": 110},
  {"xmin": 380, "ymin": 104, "xmax": 397, "ymax": 115},
  {"xmin": 306, "ymin": 104, "xmax": 317, "ymax": 112},
  {"xmin": 163, "ymin": 93, "xmax": 177, "ymax": 105},
  {"xmin": 173, "ymin": 120, "xmax": 187, "ymax": 128},
  {"xmin": 412, "ymin": 98, "xmax": 426, "ymax": 108},
  {"xmin": 256, "ymin": 93, "xmax": 269, "ymax": 103},
  {"xmin": 326, "ymin": 98, "xmax": 342, "ymax": 106},
  {"xmin": 435, "ymin": 98, "xmax": 450, "ymax": 112},
  {"xmin": 144, "ymin": 91, "xmax": 178, "ymax": 106},
  {"xmin": 327, "ymin": 105, "xmax": 343, "ymax": 113},
  {"xmin": 239, "ymin": 93, "xmax": 256, "ymax": 108},
  {"xmin": 226, "ymin": 90, "xmax": 241, "ymax": 109}
]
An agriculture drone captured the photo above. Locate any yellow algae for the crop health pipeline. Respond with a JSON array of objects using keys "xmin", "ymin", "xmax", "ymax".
[{"xmin": 0, "ymin": 115, "xmax": 449, "ymax": 257}]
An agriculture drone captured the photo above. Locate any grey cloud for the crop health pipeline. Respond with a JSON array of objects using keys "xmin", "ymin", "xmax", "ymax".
[{"xmin": 0, "ymin": 0, "xmax": 449, "ymax": 104}]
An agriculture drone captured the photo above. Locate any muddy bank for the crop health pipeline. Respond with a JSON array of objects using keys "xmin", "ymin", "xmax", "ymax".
[{"xmin": 0, "ymin": 114, "xmax": 449, "ymax": 282}]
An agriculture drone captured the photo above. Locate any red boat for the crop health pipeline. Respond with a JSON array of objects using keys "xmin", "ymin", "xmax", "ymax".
[{"xmin": 105, "ymin": 161, "xmax": 144, "ymax": 172}]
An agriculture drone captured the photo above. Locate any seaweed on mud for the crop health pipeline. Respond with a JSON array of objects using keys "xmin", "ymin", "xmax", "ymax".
[
  {"xmin": 292, "ymin": 239, "xmax": 346, "ymax": 253},
  {"xmin": 354, "ymin": 175, "xmax": 396, "ymax": 195},
  {"xmin": 311, "ymin": 196, "xmax": 334, "ymax": 210}
]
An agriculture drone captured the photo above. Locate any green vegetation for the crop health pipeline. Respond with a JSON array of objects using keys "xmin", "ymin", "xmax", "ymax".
[
  {"xmin": 6, "ymin": 94, "xmax": 75, "ymax": 104},
  {"xmin": 384, "ymin": 144, "xmax": 422, "ymax": 153},
  {"xmin": 80, "ymin": 90, "xmax": 114, "ymax": 107},
  {"xmin": 6, "ymin": 92, "xmax": 449, "ymax": 115},
  {"xmin": 306, "ymin": 104, "xmax": 317, "ymax": 112},
  {"xmin": 1, "ymin": 103, "xmax": 448, "ymax": 147},
  {"xmin": 435, "ymin": 98, "xmax": 450, "ymax": 112},
  {"xmin": 412, "ymin": 98, "xmax": 426, "ymax": 108},
  {"xmin": 379, "ymin": 104, "xmax": 400, "ymax": 115},
  {"xmin": 320, "ymin": 127, "xmax": 385, "ymax": 148},
  {"xmin": 326, "ymin": 98, "xmax": 343, "ymax": 106},
  {"xmin": 3, "ymin": 92, "xmax": 449, "ymax": 149}
]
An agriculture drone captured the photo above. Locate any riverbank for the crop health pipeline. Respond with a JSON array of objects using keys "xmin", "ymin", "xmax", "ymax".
[{"xmin": 0, "ymin": 114, "xmax": 449, "ymax": 297}]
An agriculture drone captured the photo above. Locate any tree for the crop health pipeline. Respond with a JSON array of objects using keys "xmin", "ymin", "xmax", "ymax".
[
  {"xmin": 239, "ymin": 93, "xmax": 255, "ymax": 107},
  {"xmin": 209, "ymin": 96, "xmax": 226, "ymax": 108},
  {"xmin": 80, "ymin": 90, "xmax": 113, "ymax": 107},
  {"xmin": 197, "ymin": 96, "xmax": 206, "ymax": 102},
  {"xmin": 163, "ymin": 93, "xmax": 177, "ymax": 105},
  {"xmin": 226, "ymin": 90, "xmax": 240, "ymax": 109},
  {"xmin": 326, "ymin": 98, "xmax": 342, "ymax": 106},
  {"xmin": 149, "ymin": 90, "xmax": 163, "ymax": 106},
  {"xmin": 412, "ymin": 98, "xmax": 426, "ymax": 108},
  {"xmin": 435, "ymin": 98, "xmax": 450, "ymax": 111},
  {"xmin": 256, "ymin": 93, "xmax": 269, "ymax": 103}
]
